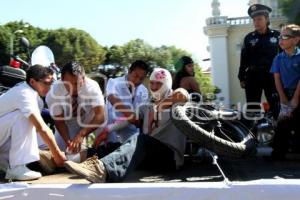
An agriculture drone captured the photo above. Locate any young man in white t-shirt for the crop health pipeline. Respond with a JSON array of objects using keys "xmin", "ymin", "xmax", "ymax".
[
  {"xmin": 65, "ymin": 68, "xmax": 188, "ymax": 183},
  {"xmin": 0, "ymin": 65, "xmax": 66, "ymax": 181},
  {"xmin": 45, "ymin": 61, "xmax": 106, "ymax": 153},
  {"xmin": 88, "ymin": 60, "xmax": 149, "ymax": 157}
]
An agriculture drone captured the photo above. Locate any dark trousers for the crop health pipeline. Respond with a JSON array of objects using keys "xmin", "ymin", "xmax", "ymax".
[
  {"xmin": 272, "ymin": 90, "xmax": 300, "ymax": 156},
  {"xmin": 245, "ymin": 72, "xmax": 279, "ymax": 119},
  {"xmin": 100, "ymin": 134, "xmax": 176, "ymax": 182},
  {"xmin": 87, "ymin": 142, "xmax": 122, "ymax": 159}
]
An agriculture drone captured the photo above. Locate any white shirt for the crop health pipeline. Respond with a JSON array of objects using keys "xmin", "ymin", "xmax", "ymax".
[
  {"xmin": 106, "ymin": 75, "xmax": 149, "ymax": 142},
  {"xmin": 46, "ymin": 77, "xmax": 105, "ymax": 126},
  {"xmin": 0, "ymin": 82, "xmax": 43, "ymax": 118}
]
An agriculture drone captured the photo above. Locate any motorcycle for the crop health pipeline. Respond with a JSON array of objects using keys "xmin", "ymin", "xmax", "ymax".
[
  {"xmin": 170, "ymin": 97, "xmax": 275, "ymax": 158},
  {"xmin": 0, "ymin": 37, "xmax": 30, "ymax": 95},
  {"xmin": 31, "ymin": 45, "xmax": 60, "ymax": 80},
  {"xmin": 0, "ymin": 38, "xmax": 59, "ymax": 132},
  {"xmin": 0, "ymin": 37, "xmax": 60, "ymax": 95}
]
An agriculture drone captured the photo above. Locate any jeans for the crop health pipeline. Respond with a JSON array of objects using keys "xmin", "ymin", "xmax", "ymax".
[
  {"xmin": 87, "ymin": 142, "xmax": 121, "ymax": 158},
  {"xmin": 100, "ymin": 133, "xmax": 176, "ymax": 182}
]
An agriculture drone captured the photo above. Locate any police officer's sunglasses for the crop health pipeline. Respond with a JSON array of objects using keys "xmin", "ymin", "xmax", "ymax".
[{"xmin": 278, "ymin": 34, "xmax": 294, "ymax": 40}]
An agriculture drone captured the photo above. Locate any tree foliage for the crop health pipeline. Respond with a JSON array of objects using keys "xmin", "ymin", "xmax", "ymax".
[
  {"xmin": 0, "ymin": 21, "xmax": 106, "ymax": 72},
  {"xmin": 45, "ymin": 28, "xmax": 106, "ymax": 71},
  {"xmin": 0, "ymin": 21, "xmax": 217, "ymax": 97},
  {"xmin": 0, "ymin": 26, "xmax": 11, "ymax": 65},
  {"xmin": 279, "ymin": 0, "xmax": 300, "ymax": 24},
  {"xmin": 194, "ymin": 64, "xmax": 218, "ymax": 101}
]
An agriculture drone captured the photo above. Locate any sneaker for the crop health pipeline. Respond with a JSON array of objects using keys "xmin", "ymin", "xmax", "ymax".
[
  {"xmin": 64, "ymin": 155, "xmax": 106, "ymax": 183},
  {"xmin": 39, "ymin": 150, "xmax": 56, "ymax": 174},
  {"xmin": 5, "ymin": 165, "xmax": 42, "ymax": 181}
]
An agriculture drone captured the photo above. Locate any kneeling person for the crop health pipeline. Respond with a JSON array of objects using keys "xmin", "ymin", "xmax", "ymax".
[
  {"xmin": 0, "ymin": 65, "xmax": 66, "ymax": 181},
  {"xmin": 46, "ymin": 61, "xmax": 106, "ymax": 153}
]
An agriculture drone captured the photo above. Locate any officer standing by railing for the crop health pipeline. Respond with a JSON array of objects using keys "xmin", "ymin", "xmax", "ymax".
[{"xmin": 238, "ymin": 4, "xmax": 281, "ymax": 118}]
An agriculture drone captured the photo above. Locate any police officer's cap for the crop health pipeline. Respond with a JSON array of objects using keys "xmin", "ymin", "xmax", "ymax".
[{"xmin": 248, "ymin": 4, "xmax": 272, "ymax": 18}]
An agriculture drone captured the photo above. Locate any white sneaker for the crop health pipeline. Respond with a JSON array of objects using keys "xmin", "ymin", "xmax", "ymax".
[{"xmin": 5, "ymin": 165, "xmax": 42, "ymax": 181}]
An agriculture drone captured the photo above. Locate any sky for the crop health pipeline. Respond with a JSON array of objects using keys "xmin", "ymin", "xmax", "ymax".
[{"xmin": 0, "ymin": 0, "xmax": 249, "ymax": 69}]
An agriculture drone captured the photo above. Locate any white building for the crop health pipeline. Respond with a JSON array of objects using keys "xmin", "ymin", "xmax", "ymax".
[{"xmin": 204, "ymin": 0, "xmax": 286, "ymax": 108}]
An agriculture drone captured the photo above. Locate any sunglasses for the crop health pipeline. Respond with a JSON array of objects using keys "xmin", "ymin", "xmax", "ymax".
[{"xmin": 278, "ymin": 34, "xmax": 294, "ymax": 40}]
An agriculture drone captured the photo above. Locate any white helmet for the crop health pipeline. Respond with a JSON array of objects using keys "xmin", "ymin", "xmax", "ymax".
[{"xmin": 149, "ymin": 68, "xmax": 172, "ymax": 101}]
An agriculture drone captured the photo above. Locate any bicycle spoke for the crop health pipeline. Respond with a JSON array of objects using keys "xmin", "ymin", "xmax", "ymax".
[
  {"xmin": 186, "ymin": 109, "xmax": 211, "ymax": 126},
  {"xmin": 214, "ymin": 122, "xmax": 235, "ymax": 142},
  {"xmin": 186, "ymin": 108, "xmax": 212, "ymax": 120}
]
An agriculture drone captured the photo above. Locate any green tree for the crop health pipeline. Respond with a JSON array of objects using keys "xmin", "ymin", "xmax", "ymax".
[
  {"xmin": 194, "ymin": 65, "xmax": 217, "ymax": 101},
  {"xmin": 0, "ymin": 22, "xmax": 106, "ymax": 72},
  {"xmin": 0, "ymin": 26, "xmax": 11, "ymax": 65},
  {"xmin": 105, "ymin": 45, "xmax": 125, "ymax": 66},
  {"xmin": 0, "ymin": 21, "xmax": 218, "ymax": 98},
  {"xmin": 152, "ymin": 46, "xmax": 173, "ymax": 67},
  {"xmin": 121, "ymin": 39, "xmax": 156, "ymax": 66},
  {"xmin": 45, "ymin": 28, "xmax": 106, "ymax": 72},
  {"xmin": 279, "ymin": 0, "xmax": 300, "ymax": 24}
]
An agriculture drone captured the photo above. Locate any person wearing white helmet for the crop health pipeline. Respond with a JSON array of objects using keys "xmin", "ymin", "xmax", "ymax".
[{"xmin": 64, "ymin": 68, "xmax": 189, "ymax": 183}]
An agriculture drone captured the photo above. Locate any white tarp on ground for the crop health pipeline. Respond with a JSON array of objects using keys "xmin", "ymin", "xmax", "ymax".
[{"xmin": 1, "ymin": 179, "xmax": 300, "ymax": 200}]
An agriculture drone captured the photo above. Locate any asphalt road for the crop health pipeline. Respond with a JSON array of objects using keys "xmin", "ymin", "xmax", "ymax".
[{"xmin": 1, "ymin": 147, "xmax": 300, "ymax": 184}]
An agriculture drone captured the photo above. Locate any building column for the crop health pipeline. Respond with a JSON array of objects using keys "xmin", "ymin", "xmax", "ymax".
[{"xmin": 204, "ymin": 23, "xmax": 230, "ymax": 107}]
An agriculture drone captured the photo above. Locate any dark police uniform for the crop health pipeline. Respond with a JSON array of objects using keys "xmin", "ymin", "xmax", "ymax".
[{"xmin": 238, "ymin": 4, "xmax": 280, "ymax": 117}]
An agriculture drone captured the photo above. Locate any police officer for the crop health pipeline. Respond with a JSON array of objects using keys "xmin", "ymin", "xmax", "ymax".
[{"xmin": 238, "ymin": 4, "xmax": 280, "ymax": 118}]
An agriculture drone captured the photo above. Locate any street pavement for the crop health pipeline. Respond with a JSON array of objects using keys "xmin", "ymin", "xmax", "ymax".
[{"xmin": 1, "ymin": 147, "xmax": 300, "ymax": 184}]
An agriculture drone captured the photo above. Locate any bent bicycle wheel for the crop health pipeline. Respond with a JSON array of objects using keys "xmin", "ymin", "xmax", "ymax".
[{"xmin": 171, "ymin": 103, "xmax": 256, "ymax": 158}]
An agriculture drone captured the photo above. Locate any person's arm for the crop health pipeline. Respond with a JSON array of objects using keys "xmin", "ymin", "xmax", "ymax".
[
  {"xmin": 238, "ymin": 37, "xmax": 248, "ymax": 88},
  {"xmin": 156, "ymin": 88, "xmax": 189, "ymax": 112},
  {"xmin": 106, "ymin": 78, "xmax": 137, "ymax": 123},
  {"xmin": 68, "ymin": 105, "xmax": 105, "ymax": 153},
  {"xmin": 188, "ymin": 77, "xmax": 201, "ymax": 94},
  {"xmin": 45, "ymin": 83, "xmax": 70, "ymax": 146},
  {"xmin": 29, "ymin": 113, "xmax": 66, "ymax": 167},
  {"xmin": 53, "ymin": 114, "xmax": 70, "ymax": 147},
  {"xmin": 108, "ymin": 94, "xmax": 136, "ymax": 123},
  {"xmin": 274, "ymin": 73, "xmax": 288, "ymax": 105},
  {"xmin": 148, "ymin": 88, "xmax": 188, "ymax": 134}
]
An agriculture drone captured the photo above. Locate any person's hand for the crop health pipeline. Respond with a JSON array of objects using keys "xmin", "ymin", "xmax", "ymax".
[
  {"xmin": 68, "ymin": 130, "xmax": 85, "ymax": 153},
  {"xmin": 93, "ymin": 127, "xmax": 109, "ymax": 148},
  {"xmin": 147, "ymin": 111, "xmax": 157, "ymax": 134},
  {"xmin": 127, "ymin": 113, "xmax": 139, "ymax": 125},
  {"xmin": 125, "ymin": 113, "xmax": 140, "ymax": 127},
  {"xmin": 240, "ymin": 81, "xmax": 246, "ymax": 89},
  {"xmin": 290, "ymin": 97, "xmax": 299, "ymax": 109},
  {"xmin": 278, "ymin": 103, "xmax": 294, "ymax": 120},
  {"xmin": 279, "ymin": 96, "xmax": 289, "ymax": 106},
  {"xmin": 53, "ymin": 151, "xmax": 66, "ymax": 167}
]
